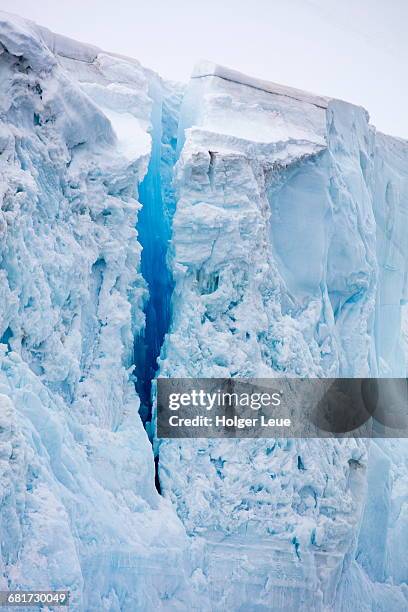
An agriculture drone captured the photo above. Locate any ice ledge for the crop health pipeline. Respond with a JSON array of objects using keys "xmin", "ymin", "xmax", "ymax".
[
  {"xmin": 0, "ymin": 12, "xmax": 358, "ymax": 116},
  {"xmin": 192, "ymin": 60, "xmax": 330, "ymax": 109},
  {"xmin": 37, "ymin": 25, "xmax": 101, "ymax": 63},
  {"xmin": 0, "ymin": 11, "xmax": 144, "ymax": 68}
]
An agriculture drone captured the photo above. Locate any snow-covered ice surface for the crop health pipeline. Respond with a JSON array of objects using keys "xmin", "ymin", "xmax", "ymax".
[{"xmin": 0, "ymin": 11, "xmax": 407, "ymax": 611}]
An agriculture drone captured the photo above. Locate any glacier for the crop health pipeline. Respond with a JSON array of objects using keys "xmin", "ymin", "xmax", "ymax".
[
  {"xmin": 0, "ymin": 13, "xmax": 193, "ymax": 611},
  {"xmin": 0, "ymin": 11, "xmax": 407, "ymax": 612}
]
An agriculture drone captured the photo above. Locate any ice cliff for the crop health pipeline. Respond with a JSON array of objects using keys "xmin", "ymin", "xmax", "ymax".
[
  {"xmin": 0, "ymin": 13, "xmax": 192, "ymax": 611},
  {"xmin": 158, "ymin": 62, "xmax": 408, "ymax": 610},
  {"xmin": 0, "ymin": 12, "xmax": 407, "ymax": 612}
]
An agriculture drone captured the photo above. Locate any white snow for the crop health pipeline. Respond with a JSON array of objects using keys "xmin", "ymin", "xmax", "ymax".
[{"xmin": 192, "ymin": 60, "xmax": 330, "ymax": 108}]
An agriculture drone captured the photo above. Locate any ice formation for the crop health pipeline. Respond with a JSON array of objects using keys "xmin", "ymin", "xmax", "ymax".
[
  {"xmin": 0, "ymin": 13, "xmax": 192, "ymax": 611},
  {"xmin": 158, "ymin": 62, "xmax": 408, "ymax": 610},
  {"xmin": 0, "ymin": 11, "xmax": 407, "ymax": 611}
]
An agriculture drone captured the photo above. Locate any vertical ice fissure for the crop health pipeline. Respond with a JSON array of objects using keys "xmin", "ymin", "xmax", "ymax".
[{"xmin": 134, "ymin": 78, "xmax": 181, "ymax": 430}]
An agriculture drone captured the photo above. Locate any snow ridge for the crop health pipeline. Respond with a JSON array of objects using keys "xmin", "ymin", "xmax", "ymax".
[{"xmin": 192, "ymin": 60, "xmax": 330, "ymax": 109}]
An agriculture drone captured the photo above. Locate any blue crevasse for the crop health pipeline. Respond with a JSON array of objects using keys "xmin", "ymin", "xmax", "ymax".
[{"xmin": 134, "ymin": 76, "xmax": 181, "ymax": 424}]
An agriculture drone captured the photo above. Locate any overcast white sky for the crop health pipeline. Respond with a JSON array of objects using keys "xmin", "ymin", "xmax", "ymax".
[{"xmin": 1, "ymin": 0, "xmax": 407, "ymax": 138}]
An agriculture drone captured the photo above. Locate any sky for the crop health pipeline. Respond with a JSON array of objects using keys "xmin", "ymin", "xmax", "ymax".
[{"xmin": 1, "ymin": 0, "xmax": 407, "ymax": 138}]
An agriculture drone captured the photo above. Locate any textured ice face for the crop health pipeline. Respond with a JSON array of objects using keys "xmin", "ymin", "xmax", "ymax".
[
  {"xmin": 0, "ymin": 10, "xmax": 408, "ymax": 612},
  {"xmin": 158, "ymin": 67, "xmax": 408, "ymax": 609},
  {"xmin": 0, "ymin": 14, "xmax": 192, "ymax": 611}
]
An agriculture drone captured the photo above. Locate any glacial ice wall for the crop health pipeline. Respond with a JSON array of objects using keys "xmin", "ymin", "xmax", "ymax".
[
  {"xmin": 0, "ymin": 12, "xmax": 407, "ymax": 612},
  {"xmin": 158, "ymin": 63, "xmax": 408, "ymax": 610},
  {"xmin": 0, "ymin": 13, "xmax": 192, "ymax": 611}
]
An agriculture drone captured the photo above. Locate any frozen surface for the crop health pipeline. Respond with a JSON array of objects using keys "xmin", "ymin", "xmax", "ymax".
[
  {"xmin": 158, "ymin": 63, "xmax": 408, "ymax": 609},
  {"xmin": 192, "ymin": 60, "xmax": 329, "ymax": 107},
  {"xmin": 0, "ymin": 12, "xmax": 192, "ymax": 611},
  {"xmin": 0, "ymin": 10, "xmax": 408, "ymax": 612}
]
